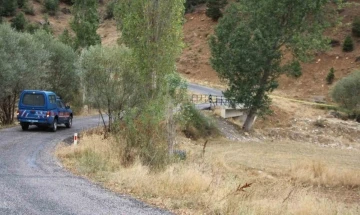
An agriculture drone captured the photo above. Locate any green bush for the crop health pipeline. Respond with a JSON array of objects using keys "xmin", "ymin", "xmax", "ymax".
[
  {"xmin": 104, "ymin": 0, "xmax": 115, "ymax": 19},
  {"xmin": 205, "ymin": 0, "xmax": 227, "ymax": 21},
  {"xmin": 17, "ymin": 0, "xmax": 27, "ymax": 8},
  {"xmin": 326, "ymin": 67, "xmax": 335, "ymax": 84},
  {"xmin": 181, "ymin": 103, "xmax": 219, "ymax": 140},
  {"xmin": 11, "ymin": 12, "xmax": 27, "ymax": 31},
  {"xmin": 25, "ymin": 22, "xmax": 40, "ymax": 34},
  {"xmin": 185, "ymin": 0, "xmax": 206, "ymax": 13},
  {"xmin": 342, "ymin": 35, "xmax": 354, "ymax": 52},
  {"xmin": 1, "ymin": 0, "xmax": 17, "ymax": 16},
  {"xmin": 23, "ymin": 1, "xmax": 35, "ymax": 15},
  {"xmin": 59, "ymin": 0, "xmax": 73, "ymax": 5},
  {"xmin": 44, "ymin": 0, "xmax": 59, "ymax": 16},
  {"xmin": 331, "ymin": 70, "xmax": 360, "ymax": 113},
  {"xmin": 352, "ymin": 16, "xmax": 360, "ymax": 37}
]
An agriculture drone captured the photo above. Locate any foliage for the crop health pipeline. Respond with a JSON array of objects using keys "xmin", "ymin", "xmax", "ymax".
[
  {"xmin": 60, "ymin": 0, "xmax": 73, "ymax": 5},
  {"xmin": 44, "ymin": 0, "xmax": 59, "ymax": 16},
  {"xmin": 105, "ymin": 0, "xmax": 116, "ymax": 19},
  {"xmin": 1, "ymin": 0, "xmax": 17, "ymax": 16},
  {"xmin": 331, "ymin": 70, "xmax": 360, "ymax": 115},
  {"xmin": 342, "ymin": 35, "xmax": 354, "ymax": 52},
  {"xmin": 11, "ymin": 12, "xmax": 27, "ymax": 32},
  {"xmin": 205, "ymin": 0, "xmax": 227, "ymax": 21},
  {"xmin": 326, "ymin": 67, "xmax": 335, "ymax": 84},
  {"xmin": 181, "ymin": 103, "xmax": 219, "ymax": 140},
  {"xmin": 352, "ymin": 16, "xmax": 360, "ymax": 37},
  {"xmin": 25, "ymin": 22, "xmax": 40, "ymax": 33},
  {"xmin": 17, "ymin": 0, "xmax": 27, "ymax": 8},
  {"xmin": 184, "ymin": 0, "xmax": 206, "ymax": 13},
  {"xmin": 70, "ymin": 0, "xmax": 101, "ymax": 49},
  {"xmin": 33, "ymin": 30, "xmax": 81, "ymax": 112},
  {"xmin": 209, "ymin": 0, "xmax": 335, "ymax": 131},
  {"xmin": 79, "ymin": 45, "xmax": 138, "ymax": 130},
  {"xmin": 0, "ymin": 24, "xmax": 50, "ymax": 125},
  {"xmin": 115, "ymin": 0, "xmax": 186, "ymax": 166},
  {"xmin": 58, "ymin": 28, "xmax": 75, "ymax": 49},
  {"xmin": 23, "ymin": 1, "xmax": 35, "ymax": 15}
]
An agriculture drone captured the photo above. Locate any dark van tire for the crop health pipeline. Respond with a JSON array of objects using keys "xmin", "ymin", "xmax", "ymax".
[
  {"xmin": 65, "ymin": 117, "xmax": 72, "ymax": 128},
  {"xmin": 21, "ymin": 123, "xmax": 29, "ymax": 131},
  {"xmin": 51, "ymin": 119, "xmax": 58, "ymax": 132}
]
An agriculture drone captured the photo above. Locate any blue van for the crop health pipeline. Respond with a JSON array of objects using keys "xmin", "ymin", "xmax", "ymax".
[{"xmin": 17, "ymin": 90, "xmax": 73, "ymax": 131}]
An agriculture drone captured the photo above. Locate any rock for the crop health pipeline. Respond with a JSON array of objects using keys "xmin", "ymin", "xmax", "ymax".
[
  {"xmin": 61, "ymin": 8, "xmax": 71, "ymax": 14},
  {"xmin": 311, "ymin": 96, "xmax": 326, "ymax": 104},
  {"xmin": 355, "ymin": 56, "xmax": 360, "ymax": 62},
  {"xmin": 329, "ymin": 39, "xmax": 340, "ymax": 47}
]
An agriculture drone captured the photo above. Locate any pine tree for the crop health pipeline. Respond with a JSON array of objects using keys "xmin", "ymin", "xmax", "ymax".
[
  {"xmin": 1, "ymin": 0, "xmax": 17, "ymax": 16},
  {"xmin": 343, "ymin": 35, "xmax": 354, "ymax": 52},
  {"xmin": 205, "ymin": 0, "xmax": 227, "ymax": 21},
  {"xmin": 70, "ymin": 0, "xmax": 100, "ymax": 49}
]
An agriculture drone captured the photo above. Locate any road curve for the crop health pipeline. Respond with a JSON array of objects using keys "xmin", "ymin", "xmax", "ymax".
[
  {"xmin": 187, "ymin": 83, "xmax": 223, "ymax": 96},
  {"xmin": 0, "ymin": 116, "xmax": 171, "ymax": 215}
]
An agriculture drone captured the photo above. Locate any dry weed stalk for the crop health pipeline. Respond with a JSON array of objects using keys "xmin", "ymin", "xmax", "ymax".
[
  {"xmin": 220, "ymin": 182, "xmax": 253, "ymax": 201},
  {"xmin": 202, "ymin": 140, "xmax": 208, "ymax": 157}
]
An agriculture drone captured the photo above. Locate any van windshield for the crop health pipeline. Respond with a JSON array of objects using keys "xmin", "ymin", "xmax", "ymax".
[{"xmin": 22, "ymin": 94, "xmax": 45, "ymax": 106}]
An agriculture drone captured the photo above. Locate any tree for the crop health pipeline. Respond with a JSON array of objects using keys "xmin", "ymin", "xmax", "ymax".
[
  {"xmin": 352, "ymin": 16, "xmax": 360, "ymax": 37},
  {"xmin": 70, "ymin": 0, "xmax": 101, "ymax": 49},
  {"xmin": 11, "ymin": 12, "xmax": 27, "ymax": 31},
  {"xmin": 326, "ymin": 67, "xmax": 335, "ymax": 84},
  {"xmin": 115, "ymin": 0, "xmax": 185, "ymax": 165},
  {"xmin": 209, "ymin": 0, "xmax": 335, "ymax": 131},
  {"xmin": 331, "ymin": 70, "xmax": 360, "ymax": 115},
  {"xmin": 79, "ymin": 45, "xmax": 138, "ymax": 131},
  {"xmin": 343, "ymin": 35, "xmax": 354, "ymax": 52},
  {"xmin": 205, "ymin": 0, "xmax": 227, "ymax": 21},
  {"xmin": 0, "ymin": 24, "xmax": 50, "ymax": 125},
  {"xmin": 32, "ymin": 31, "xmax": 80, "ymax": 110},
  {"xmin": 1, "ymin": 0, "xmax": 17, "ymax": 16}
]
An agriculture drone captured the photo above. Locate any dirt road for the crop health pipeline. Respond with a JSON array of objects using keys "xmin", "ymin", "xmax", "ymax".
[{"xmin": 0, "ymin": 116, "xmax": 171, "ymax": 215}]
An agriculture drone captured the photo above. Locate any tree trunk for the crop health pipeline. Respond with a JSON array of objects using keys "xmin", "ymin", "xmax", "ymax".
[
  {"xmin": 167, "ymin": 102, "xmax": 175, "ymax": 156},
  {"xmin": 243, "ymin": 107, "xmax": 257, "ymax": 132}
]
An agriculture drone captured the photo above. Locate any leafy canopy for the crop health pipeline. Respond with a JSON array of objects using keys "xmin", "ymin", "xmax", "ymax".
[{"xmin": 209, "ymin": 0, "xmax": 335, "ymax": 130}]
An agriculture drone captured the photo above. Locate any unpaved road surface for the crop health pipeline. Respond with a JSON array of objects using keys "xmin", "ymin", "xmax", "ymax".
[{"xmin": 0, "ymin": 116, "xmax": 171, "ymax": 215}]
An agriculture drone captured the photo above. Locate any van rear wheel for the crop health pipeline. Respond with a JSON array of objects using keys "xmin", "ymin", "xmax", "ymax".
[
  {"xmin": 21, "ymin": 123, "xmax": 29, "ymax": 131},
  {"xmin": 65, "ymin": 117, "xmax": 72, "ymax": 128}
]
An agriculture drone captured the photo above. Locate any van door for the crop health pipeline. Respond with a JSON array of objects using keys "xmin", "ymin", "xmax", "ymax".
[{"xmin": 56, "ymin": 100, "xmax": 66, "ymax": 124}]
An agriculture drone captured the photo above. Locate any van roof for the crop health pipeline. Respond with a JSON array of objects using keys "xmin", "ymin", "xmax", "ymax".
[{"xmin": 21, "ymin": 90, "xmax": 56, "ymax": 95}]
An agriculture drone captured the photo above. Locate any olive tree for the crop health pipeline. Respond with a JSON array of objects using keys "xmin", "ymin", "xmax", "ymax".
[
  {"xmin": 331, "ymin": 70, "xmax": 360, "ymax": 115},
  {"xmin": 209, "ymin": 0, "xmax": 336, "ymax": 131},
  {"xmin": 32, "ymin": 31, "xmax": 81, "ymax": 112},
  {"xmin": 0, "ymin": 24, "xmax": 49, "ymax": 125},
  {"xmin": 79, "ymin": 45, "xmax": 138, "ymax": 131}
]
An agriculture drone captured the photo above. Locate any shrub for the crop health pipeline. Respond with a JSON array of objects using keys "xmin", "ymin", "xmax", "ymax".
[
  {"xmin": 181, "ymin": 103, "xmax": 219, "ymax": 140},
  {"xmin": 11, "ymin": 12, "xmax": 27, "ymax": 31},
  {"xmin": 58, "ymin": 28, "xmax": 75, "ymax": 49},
  {"xmin": 23, "ymin": 1, "xmax": 35, "ymax": 15},
  {"xmin": 352, "ymin": 16, "xmax": 360, "ymax": 37},
  {"xmin": 17, "ymin": 0, "xmax": 27, "ymax": 8},
  {"xmin": 342, "ymin": 35, "xmax": 354, "ymax": 52},
  {"xmin": 104, "ymin": 0, "xmax": 115, "ymax": 19},
  {"xmin": 59, "ymin": 0, "xmax": 73, "ymax": 5},
  {"xmin": 331, "ymin": 70, "xmax": 360, "ymax": 113},
  {"xmin": 185, "ymin": 0, "xmax": 206, "ymax": 13},
  {"xmin": 1, "ymin": 0, "xmax": 17, "ymax": 16},
  {"xmin": 25, "ymin": 22, "xmax": 40, "ymax": 34},
  {"xmin": 326, "ymin": 67, "xmax": 335, "ymax": 84},
  {"xmin": 205, "ymin": 0, "xmax": 227, "ymax": 21},
  {"xmin": 44, "ymin": 0, "xmax": 59, "ymax": 16}
]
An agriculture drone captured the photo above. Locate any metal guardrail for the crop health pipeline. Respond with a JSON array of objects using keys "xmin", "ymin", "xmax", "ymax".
[{"xmin": 190, "ymin": 94, "xmax": 232, "ymax": 106}]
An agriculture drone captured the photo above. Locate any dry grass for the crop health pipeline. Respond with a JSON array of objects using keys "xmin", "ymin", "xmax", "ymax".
[{"xmin": 56, "ymin": 133, "xmax": 360, "ymax": 215}]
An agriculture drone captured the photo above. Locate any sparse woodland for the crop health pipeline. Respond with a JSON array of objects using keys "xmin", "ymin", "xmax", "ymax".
[{"xmin": 1, "ymin": 0, "xmax": 360, "ymax": 214}]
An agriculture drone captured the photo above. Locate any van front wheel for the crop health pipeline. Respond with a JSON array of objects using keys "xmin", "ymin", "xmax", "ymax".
[{"xmin": 51, "ymin": 119, "xmax": 58, "ymax": 132}]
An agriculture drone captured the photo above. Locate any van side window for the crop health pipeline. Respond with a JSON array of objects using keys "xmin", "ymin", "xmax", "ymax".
[
  {"xmin": 49, "ymin": 95, "xmax": 56, "ymax": 104},
  {"xmin": 56, "ymin": 101, "xmax": 65, "ymax": 108}
]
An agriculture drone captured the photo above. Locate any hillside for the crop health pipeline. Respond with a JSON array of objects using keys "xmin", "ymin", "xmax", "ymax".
[{"xmin": 2, "ymin": 0, "xmax": 360, "ymax": 126}]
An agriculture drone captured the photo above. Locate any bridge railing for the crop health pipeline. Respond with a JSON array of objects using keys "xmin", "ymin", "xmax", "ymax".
[{"xmin": 190, "ymin": 94, "xmax": 233, "ymax": 106}]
